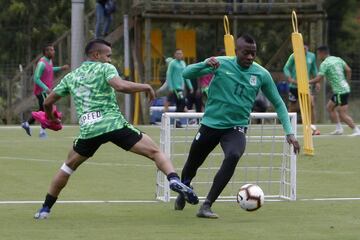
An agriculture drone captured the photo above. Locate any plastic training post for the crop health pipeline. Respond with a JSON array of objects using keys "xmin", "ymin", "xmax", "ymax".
[
  {"xmin": 291, "ymin": 11, "xmax": 314, "ymax": 156},
  {"xmin": 223, "ymin": 16, "xmax": 235, "ymax": 56}
]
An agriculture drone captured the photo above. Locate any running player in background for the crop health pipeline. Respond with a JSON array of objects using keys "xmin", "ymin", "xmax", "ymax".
[
  {"xmin": 166, "ymin": 49, "xmax": 193, "ymax": 114},
  {"xmin": 34, "ymin": 39, "xmax": 198, "ymax": 219},
  {"xmin": 21, "ymin": 43, "xmax": 69, "ymax": 138},
  {"xmin": 283, "ymin": 45, "xmax": 320, "ymax": 135},
  {"xmin": 309, "ymin": 46, "xmax": 360, "ymax": 136},
  {"xmin": 175, "ymin": 34, "xmax": 300, "ymax": 218}
]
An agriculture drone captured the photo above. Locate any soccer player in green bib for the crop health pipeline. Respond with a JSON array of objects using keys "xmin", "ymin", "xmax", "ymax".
[
  {"xmin": 309, "ymin": 46, "xmax": 360, "ymax": 136},
  {"xmin": 34, "ymin": 39, "xmax": 199, "ymax": 219},
  {"xmin": 283, "ymin": 45, "xmax": 320, "ymax": 135},
  {"xmin": 175, "ymin": 34, "xmax": 300, "ymax": 218}
]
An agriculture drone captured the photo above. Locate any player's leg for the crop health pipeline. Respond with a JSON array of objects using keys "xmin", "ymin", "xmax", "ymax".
[
  {"xmin": 111, "ymin": 126, "xmax": 198, "ymax": 205},
  {"xmin": 336, "ymin": 94, "xmax": 360, "ymax": 136},
  {"xmin": 288, "ymin": 88, "xmax": 300, "ymax": 122},
  {"xmin": 174, "ymin": 90, "xmax": 186, "ymax": 127},
  {"xmin": 37, "ymin": 93, "xmax": 48, "ymax": 138},
  {"xmin": 21, "ymin": 93, "xmax": 46, "ymax": 136},
  {"xmin": 34, "ymin": 150, "xmax": 89, "ymax": 219},
  {"xmin": 34, "ymin": 136, "xmax": 102, "ymax": 219},
  {"xmin": 327, "ymin": 95, "xmax": 343, "ymax": 135},
  {"xmin": 197, "ymin": 127, "xmax": 246, "ymax": 219},
  {"xmin": 176, "ymin": 125, "xmax": 221, "ymax": 210},
  {"xmin": 95, "ymin": 2, "xmax": 105, "ymax": 38},
  {"xmin": 310, "ymin": 94, "xmax": 320, "ymax": 135}
]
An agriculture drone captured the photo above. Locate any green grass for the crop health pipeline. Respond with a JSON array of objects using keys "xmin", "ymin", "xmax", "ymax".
[{"xmin": 0, "ymin": 125, "xmax": 359, "ymax": 240}]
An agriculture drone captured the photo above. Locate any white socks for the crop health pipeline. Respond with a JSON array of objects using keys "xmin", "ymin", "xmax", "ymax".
[{"xmin": 335, "ymin": 123, "xmax": 343, "ymax": 131}]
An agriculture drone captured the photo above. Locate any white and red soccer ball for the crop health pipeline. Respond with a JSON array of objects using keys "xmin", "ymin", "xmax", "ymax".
[{"xmin": 237, "ymin": 184, "xmax": 265, "ymax": 211}]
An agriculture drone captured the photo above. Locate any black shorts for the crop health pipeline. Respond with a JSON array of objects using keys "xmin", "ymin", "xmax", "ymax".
[
  {"xmin": 73, "ymin": 126, "xmax": 143, "ymax": 157},
  {"xmin": 36, "ymin": 92, "xmax": 47, "ymax": 111},
  {"xmin": 288, "ymin": 87, "xmax": 298, "ymax": 102},
  {"xmin": 289, "ymin": 86, "xmax": 316, "ymax": 103},
  {"xmin": 331, "ymin": 93, "xmax": 350, "ymax": 106}
]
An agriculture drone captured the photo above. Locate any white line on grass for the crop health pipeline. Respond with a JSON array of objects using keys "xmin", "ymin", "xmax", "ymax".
[
  {"xmin": 0, "ymin": 156, "xmax": 154, "ymax": 168},
  {"xmin": 1, "ymin": 197, "xmax": 360, "ymax": 205}
]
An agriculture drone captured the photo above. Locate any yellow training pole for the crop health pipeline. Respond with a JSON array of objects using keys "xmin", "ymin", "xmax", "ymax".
[
  {"xmin": 291, "ymin": 11, "xmax": 314, "ymax": 156},
  {"xmin": 223, "ymin": 16, "xmax": 235, "ymax": 56}
]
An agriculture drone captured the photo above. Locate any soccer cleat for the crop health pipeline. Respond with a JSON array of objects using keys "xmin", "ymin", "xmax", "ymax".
[
  {"xmin": 39, "ymin": 131, "xmax": 48, "ymax": 139},
  {"xmin": 169, "ymin": 179, "xmax": 199, "ymax": 205},
  {"xmin": 312, "ymin": 129, "xmax": 321, "ymax": 135},
  {"xmin": 174, "ymin": 193, "xmax": 186, "ymax": 210},
  {"xmin": 34, "ymin": 206, "xmax": 50, "ymax": 219},
  {"xmin": 349, "ymin": 131, "xmax": 360, "ymax": 137},
  {"xmin": 21, "ymin": 122, "xmax": 31, "ymax": 136},
  {"xmin": 196, "ymin": 204, "xmax": 219, "ymax": 219},
  {"xmin": 330, "ymin": 129, "xmax": 343, "ymax": 135}
]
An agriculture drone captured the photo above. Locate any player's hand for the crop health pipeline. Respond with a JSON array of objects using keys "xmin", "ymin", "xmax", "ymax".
[
  {"xmin": 206, "ymin": 57, "xmax": 220, "ymax": 69},
  {"xmin": 288, "ymin": 77, "xmax": 297, "ymax": 85},
  {"xmin": 145, "ymin": 84, "xmax": 156, "ymax": 102},
  {"xmin": 61, "ymin": 64, "xmax": 70, "ymax": 71},
  {"xmin": 315, "ymin": 82, "xmax": 321, "ymax": 92},
  {"xmin": 286, "ymin": 134, "xmax": 300, "ymax": 154}
]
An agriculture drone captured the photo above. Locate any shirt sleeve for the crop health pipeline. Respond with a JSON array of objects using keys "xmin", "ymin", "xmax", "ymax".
[
  {"xmin": 283, "ymin": 55, "xmax": 294, "ymax": 78},
  {"xmin": 33, "ymin": 62, "xmax": 49, "ymax": 92},
  {"xmin": 309, "ymin": 54, "xmax": 318, "ymax": 77},
  {"xmin": 104, "ymin": 63, "xmax": 119, "ymax": 82},
  {"xmin": 182, "ymin": 59, "xmax": 215, "ymax": 79},
  {"xmin": 185, "ymin": 78, "xmax": 193, "ymax": 90},
  {"xmin": 261, "ymin": 71, "xmax": 293, "ymax": 135},
  {"xmin": 318, "ymin": 62, "xmax": 326, "ymax": 76},
  {"xmin": 53, "ymin": 66, "xmax": 62, "ymax": 72},
  {"xmin": 53, "ymin": 75, "xmax": 70, "ymax": 97},
  {"xmin": 166, "ymin": 61, "xmax": 175, "ymax": 91}
]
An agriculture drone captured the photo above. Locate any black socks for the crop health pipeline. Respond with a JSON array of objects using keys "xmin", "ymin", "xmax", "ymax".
[{"xmin": 43, "ymin": 193, "xmax": 58, "ymax": 209}]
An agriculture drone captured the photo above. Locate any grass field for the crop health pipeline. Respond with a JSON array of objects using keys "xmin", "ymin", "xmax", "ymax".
[{"xmin": 0, "ymin": 125, "xmax": 359, "ymax": 240}]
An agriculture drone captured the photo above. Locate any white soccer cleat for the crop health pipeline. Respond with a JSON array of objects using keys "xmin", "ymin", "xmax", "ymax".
[
  {"xmin": 330, "ymin": 129, "xmax": 343, "ymax": 135},
  {"xmin": 349, "ymin": 131, "xmax": 360, "ymax": 137},
  {"xmin": 34, "ymin": 206, "xmax": 50, "ymax": 220}
]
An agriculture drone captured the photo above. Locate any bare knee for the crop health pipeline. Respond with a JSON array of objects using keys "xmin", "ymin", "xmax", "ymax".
[{"xmin": 145, "ymin": 146, "xmax": 162, "ymax": 160}]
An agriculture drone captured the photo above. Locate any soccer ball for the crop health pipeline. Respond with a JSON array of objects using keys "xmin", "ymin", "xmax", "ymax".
[{"xmin": 237, "ymin": 184, "xmax": 265, "ymax": 211}]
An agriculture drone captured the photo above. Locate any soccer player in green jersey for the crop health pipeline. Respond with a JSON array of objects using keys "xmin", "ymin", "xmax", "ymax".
[
  {"xmin": 21, "ymin": 43, "xmax": 69, "ymax": 138},
  {"xmin": 174, "ymin": 34, "xmax": 300, "ymax": 218},
  {"xmin": 166, "ymin": 49, "xmax": 193, "ymax": 114},
  {"xmin": 34, "ymin": 39, "xmax": 199, "ymax": 219},
  {"xmin": 283, "ymin": 45, "xmax": 320, "ymax": 135},
  {"xmin": 309, "ymin": 46, "xmax": 360, "ymax": 136}
]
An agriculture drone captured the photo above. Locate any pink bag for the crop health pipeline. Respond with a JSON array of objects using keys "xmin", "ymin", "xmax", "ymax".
[{"xmin": 31, "ymin": 106, "xmax": 63, "ymax": 131}]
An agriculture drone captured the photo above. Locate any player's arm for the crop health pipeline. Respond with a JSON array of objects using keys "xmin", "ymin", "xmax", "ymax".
[
  {"xmin": 166, "ymin": 62, "xmax": 175, "ymax": 92},
  {"xmin": 43, "ymin": 92, "xmax": 62, "ymax": 122},
  {"xmin": 108, "ymin": 76, "xmax": 155, "ymax": 102},
  {"xmin": 261, "ymin": 72, "xmax": 300, "ymax": 154},
  {"xmin": 43, "ymin": 76, "xmax": 70, "ymax": 122},
  {"xmin": 185, "ymin": 78, "xmax": 193, "ymax": 93},
  {"xmin": 283, "ymin": 55, "xmax": 296, "ymax": 84},
  {"xmin": 53, "ymin": 65, "xmax": 70, "ymax": 72},
  {"xmin": 34, "ymin": 62, "xmax": 50, "ymax": 93},
  {"xmin": 182, "ymin": 57, "xmax": 218, "ymax": 79},
  {"xmin": 308, "ymin": 75, "xmax": 324, "ymax": 84},
  {"xmin": 344, "ymin": 63, "xmax": 351, "ymax": 81}
]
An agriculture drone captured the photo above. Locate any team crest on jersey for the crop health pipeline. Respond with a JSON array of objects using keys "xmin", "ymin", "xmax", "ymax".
[{"xmin": 249, "ymin": 75, "xmax": 257, "ymax": 86}]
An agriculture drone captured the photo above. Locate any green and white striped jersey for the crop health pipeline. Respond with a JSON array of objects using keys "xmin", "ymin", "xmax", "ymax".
[
  {"xmin": 54, "ymin": 61, "xmax": 128, "ymax": 139},
  {"xmin": 318, "ymin": 56, "xmax": 350, "ymax": 94}
]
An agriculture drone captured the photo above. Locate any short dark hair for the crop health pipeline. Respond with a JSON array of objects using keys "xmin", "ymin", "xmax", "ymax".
[
  {"xmin": 85, "ymin": 39, "xmax": 112, "ymax": 56},
  {"xmin": 317, "ymin": 45, "xmax": 329, "ymax": 53},
  {"xmin": 42, "ymin": 43, "xmax": 54, "ymax": 54},
  {"xmin": 239, "ymin": 33, "xmax": 256, "ymax": 44}
]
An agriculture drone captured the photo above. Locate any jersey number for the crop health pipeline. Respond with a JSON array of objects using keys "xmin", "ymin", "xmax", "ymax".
[{"xmin": 234, "ymin": 83, "xmax": 245, "ymax": 96}]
